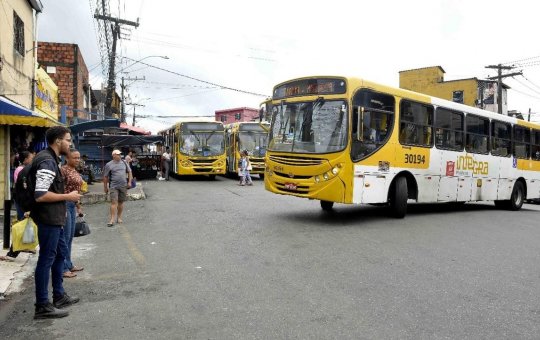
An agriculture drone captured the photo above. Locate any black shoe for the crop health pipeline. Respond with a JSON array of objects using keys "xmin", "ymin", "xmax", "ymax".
[
  {"xmin": 34, "ymin": 302, "xmax": 69, "ymax": 319},
  {"xmin": 53, "ymin": 293, "xmax": 80, "ymax": 309}
]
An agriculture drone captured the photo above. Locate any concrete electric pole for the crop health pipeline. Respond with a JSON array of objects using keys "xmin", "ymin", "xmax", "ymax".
[
  {"xmin": 94, "ymin": 13, "xmax": 139, "ymax": 118},
  {"xmin": 485, "ymin": 64, "xmax": 523, "ymax": 114}
]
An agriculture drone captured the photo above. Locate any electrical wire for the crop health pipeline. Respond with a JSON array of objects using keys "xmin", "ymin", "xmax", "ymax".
[{"xmin": 122, "ymin": 56, "xmax": 269, "ymax": 97}]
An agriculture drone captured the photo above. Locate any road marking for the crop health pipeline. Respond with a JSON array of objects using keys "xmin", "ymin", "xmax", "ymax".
[{"xmin": 117, "ymin": 224, "xmax": 146, "ymax": 268}]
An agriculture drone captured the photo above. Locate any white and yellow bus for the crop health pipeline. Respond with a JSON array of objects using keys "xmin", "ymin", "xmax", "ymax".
[
  {"xmin": 159, "ymin": 121, "xmax": 226, "ymax": 179},
  {"xmin": 225, "ymin": 122, "xmax": 269, "ymax": 178},
  {"xmin": 264, "ymin": 76, "xmax": 540, "ymax": 217}
]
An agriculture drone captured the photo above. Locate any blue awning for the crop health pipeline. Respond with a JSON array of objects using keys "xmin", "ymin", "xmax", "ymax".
[
  {"xmin": 69, "ymin": 119, "xmax": 121, "ymax": 134},
  {"xmin": 0, "ymin": 96, "xmax": 61, "ymax": 127}
]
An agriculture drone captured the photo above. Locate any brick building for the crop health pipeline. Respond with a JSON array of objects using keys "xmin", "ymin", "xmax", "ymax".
[
  {"xmin": 37, "ymin": 42, "xmax": 92, "ymax": 123},
  {"xmin": 215, "ymin": 107, "xmax": 259, "ymax": 124}
]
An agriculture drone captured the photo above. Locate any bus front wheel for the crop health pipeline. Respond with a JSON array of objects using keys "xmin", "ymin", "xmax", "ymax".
[
  {"xmin": 320, "ymin": 200, "xmax": 334, "ymax": 211},
  {"xmin": 389, "ymin": 176, "xmax": 408, "ymax": 218}
]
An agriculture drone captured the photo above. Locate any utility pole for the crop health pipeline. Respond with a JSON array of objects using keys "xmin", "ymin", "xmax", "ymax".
[
  {"xmin": 485, "ymin": 64, "xmax": 523, "ymax": 114},
  {"xmin": 94, "ymin": 13, "xmax": 139, "ymax": 117},
  {"xmin": 120, "ymin": 76, "xmax": 145, "ymax": 123},
  {"xmin": 126, "ymin": 103, "xmax": 145, "ymax": 126}
]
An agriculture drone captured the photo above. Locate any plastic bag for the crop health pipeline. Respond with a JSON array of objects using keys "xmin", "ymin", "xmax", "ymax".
[
  {"xmin": 12, "ymin": 217, "xmax": 38, "ymax": 252},
  {"xmin": 74, "ymin": 215, "xmax": 91, "ymax": 237},
  {"xmin": 81, "ymin": 180, "xmax": 88, "ymax": 193}
]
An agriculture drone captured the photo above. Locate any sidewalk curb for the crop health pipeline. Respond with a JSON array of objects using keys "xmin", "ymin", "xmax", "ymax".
[
  {"xmin": 0, "ymin": 252, "xmax": 33, "ymax": 299},
  {"xmin": 80, "ymin": 183, "xmax": 146, "ymax": 205}
]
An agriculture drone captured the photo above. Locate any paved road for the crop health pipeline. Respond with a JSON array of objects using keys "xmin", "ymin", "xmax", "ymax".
[{"xmin": 1, "ymin": 176, "xmax": 540, "ymax": 339}]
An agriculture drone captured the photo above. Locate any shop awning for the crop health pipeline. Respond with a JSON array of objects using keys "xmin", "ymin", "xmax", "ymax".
[
  {"xmin": 0, "ymin": 96, "xmax": 62, "ymax": 127},
  {"xmin": 69, "ymin": 119, "xmax": 120, "ymax": 134}
]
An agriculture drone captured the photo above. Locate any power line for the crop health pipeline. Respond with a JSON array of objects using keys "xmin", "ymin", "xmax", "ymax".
[
  {"xmin": 122, "ymin": 56, "xmax": 269, "ymax": 97},
  {"xmin": 502, "ymin": 55, "xmax": 540, "ymax": 66}
]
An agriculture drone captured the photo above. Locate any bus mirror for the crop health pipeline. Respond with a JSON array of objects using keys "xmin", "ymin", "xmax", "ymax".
[{"xmin": 259, "ymin": 122, "xmax": 270, "ymax": 132}]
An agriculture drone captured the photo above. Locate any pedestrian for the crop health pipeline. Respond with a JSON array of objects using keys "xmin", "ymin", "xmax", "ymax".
[
  {"xmin": 0, "ymin": 151, "xmax": 34, "ymax": 262},
  {"xmin": 103, "ymin": 149, "xmax": 132, "ymax": 227},
  {"xmin": 162, "ymin": 146, "xmax": 171, "ymax": 181},
  {"xmin": 240, "ymin": 150, "xmax": 253, "ymax": 186},
  {"xmin": 32, "ymin": 126, "xmax": 81, "ymax": 319},
  {"xmin": 61, "ymin": 149, "xmax": 84, "ymax": 278},
  {"xmin": 125, "ymin": 150, "xmax": 133, "ymax": 167}
]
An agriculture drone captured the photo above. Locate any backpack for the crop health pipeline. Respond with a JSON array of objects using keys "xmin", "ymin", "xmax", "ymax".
[
  {"xmin": 14, "ymin": 163, "xmax": 37, "ymax": 213},
  {"xmin": 14, "ymin": 149, "xmax": 55, "ymax": 213}
]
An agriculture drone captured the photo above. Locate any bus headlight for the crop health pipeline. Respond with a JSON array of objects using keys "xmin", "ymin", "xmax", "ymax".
[
  {"xmin": 314, "ymin": 175, "xmax": 320, "ymax": 183},
  {"xmin": 332, "ymin": 167, "xmax": 339, "ymax": 175},
  {"xmin": 323, "ymin": 173, "xmax": 329, "ymax": 181}
]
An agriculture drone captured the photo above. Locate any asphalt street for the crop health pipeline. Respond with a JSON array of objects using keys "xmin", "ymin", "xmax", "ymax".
[{"xmin": 1, "ymin": 175, "xmax": 540, "ymax": 339}]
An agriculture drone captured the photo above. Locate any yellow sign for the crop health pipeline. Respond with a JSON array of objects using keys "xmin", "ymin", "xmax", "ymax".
[{"xmin": 34, "ymin": 67, "xmax": 59, "ymax": 120}]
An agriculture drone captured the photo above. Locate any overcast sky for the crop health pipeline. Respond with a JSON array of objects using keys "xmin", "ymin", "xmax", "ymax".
[{"xmin": 38, "ymin": 0, "xmax": 540, "ymax": 132}]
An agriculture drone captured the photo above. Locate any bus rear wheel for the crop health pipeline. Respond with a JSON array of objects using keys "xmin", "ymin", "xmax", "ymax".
[
  {"xmin": 320, "ymin": 200, "xmax": 334, "ymax": 211},
  {"xmin": 495, "ymin": 181, "xmax": 525, "ymax": 211},
  {"xmin": 389, "ymin": 176, "xmax": 408, "ymax": 218},
  {"xmin": 509, "ymin": 181, "xmax": 525, "ymax": 210}
]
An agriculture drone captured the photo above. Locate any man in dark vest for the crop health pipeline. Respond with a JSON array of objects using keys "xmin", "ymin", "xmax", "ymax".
[{"xmin": 32, "ymin": 126, "xmax": 82, "ymax": 319}]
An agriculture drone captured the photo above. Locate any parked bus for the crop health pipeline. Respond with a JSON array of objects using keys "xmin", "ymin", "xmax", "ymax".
[
  {"xmin": 225, "ymin": 122, "xmax": 269, "ymax": 178},
  {"xmin": 264, "ymin": 76, "xmax": 540, "ymax": 217},
  {"xmin": 159, "ymin": 121, "xmax": 226, "ymax": 179}
]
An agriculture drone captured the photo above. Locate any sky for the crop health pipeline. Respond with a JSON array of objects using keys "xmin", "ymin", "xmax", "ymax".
[{"xmin": 38, "ymin": 0, "xmax": 540, "ymax": 133}]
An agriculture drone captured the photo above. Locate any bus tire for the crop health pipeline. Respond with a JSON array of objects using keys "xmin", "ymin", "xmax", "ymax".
[
  {"xmin": 320, "ymin": 200, "xmax": 334, "ymax": 211},
  {"xmin": 209, "ymin": 175, "xmax": 216, "ymax": 180},
  {"xmin": 508, "ymin": 181, "xmax": 525, "ymax": 211},
  {"xmin": 389, "ymin": 176, "xmax": 408, "ymax": 218}
]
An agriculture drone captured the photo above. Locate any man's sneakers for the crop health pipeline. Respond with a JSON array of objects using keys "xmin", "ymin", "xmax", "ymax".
[
  {"xmin": 34, "ymin": 302, "xmax": 69, "ymax": 319},
  {"xmin": 53, "ymin": 293, "xmax": 80, "ymax": 308}
]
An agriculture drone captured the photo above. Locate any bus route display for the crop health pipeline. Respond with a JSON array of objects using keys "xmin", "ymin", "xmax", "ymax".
[{"xmin": 273, "ymin": 78, "xmax": 346, "ymax": 99}]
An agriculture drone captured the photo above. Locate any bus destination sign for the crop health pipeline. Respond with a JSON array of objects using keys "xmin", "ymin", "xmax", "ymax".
[{"xmin": 273, "ymin": 78, "xmax": 346, "ymax": 99}]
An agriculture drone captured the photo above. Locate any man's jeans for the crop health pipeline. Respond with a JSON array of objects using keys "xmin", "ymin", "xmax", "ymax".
[
  {"xmin": 35, "ymin": 224, "xmax": 66, "ymax": 305},
  {"xmin": 63, "ymin": 201, "xmax": 76, "ymax": 272}
]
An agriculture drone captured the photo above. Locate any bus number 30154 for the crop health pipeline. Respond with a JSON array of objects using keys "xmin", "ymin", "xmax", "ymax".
[{"xmin": 404, "ymin": 154, "xmax": 426, "ymax": 164}]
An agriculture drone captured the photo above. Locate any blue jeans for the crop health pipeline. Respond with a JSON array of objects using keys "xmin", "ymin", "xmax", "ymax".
[
  {"xmin": 35, "ymin": 224, "xmax": 67, "ymax": 305},
  {"xmin": 63, "ymin": 201, "xmax": 76, "ymax": 272}
]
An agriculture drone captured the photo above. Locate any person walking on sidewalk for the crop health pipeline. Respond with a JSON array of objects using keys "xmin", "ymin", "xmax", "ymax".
[
  {"xmin": 61, "ymin": 149, "xmax": 84, "ymax": 278},
  {"xmin": 32, "ymin": 126, "xmax": 82, "ymax": 319},
  {"xmin": 239, "ymin": 150, "xmax": 253, "ymax": 186},
  {"xmin": 0, "ymin": 151, "xmax": 34, "ymax": 262},
  {"xmin": 162, "ymin": 146, "xmax": 171, "ymax": 181},
  {"xmin": 103, "ymin": 149, "xmax": 132, "ymax": 227}
]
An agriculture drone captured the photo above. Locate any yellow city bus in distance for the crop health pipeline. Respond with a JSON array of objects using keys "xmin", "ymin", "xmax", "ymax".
[
  {"xmin": 159, "ymin": 121, "xmax": 226, "ymax": 179},
  {"xmin": 225, "ymin": 122, "xmax": 269, "ymax": 178},
  {"xmin": 264, "ymin": 76, "xmax": 540, "ymax": 217}
]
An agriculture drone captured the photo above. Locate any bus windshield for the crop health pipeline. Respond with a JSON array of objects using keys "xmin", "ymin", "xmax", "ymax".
[
  {"xmin": 239, "ymin": 132, "xmax": 268, "ymax": 157},
  {"xmin": 180, "ymin": 130, "xmax": 224, "ymax": 156},
  {"xmin": 268, "ymin": 99, "xmax": 348, "ymax": 153}
]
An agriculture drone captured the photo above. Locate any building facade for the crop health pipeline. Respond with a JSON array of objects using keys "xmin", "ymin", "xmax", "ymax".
[
  {"xmin": 215, "ymin": 107, "xmax": 259, "ymax": 124},
  {"xmin": 37, "ymin": 41, "xmax": 92, "ymax": 123},
  {"xmin": 0, "ymin": 0, "xmax": 62, "ymax": 208},
  {"xmin": 399, "ymin": 66, "xmax": 508, "ymax": 115}
]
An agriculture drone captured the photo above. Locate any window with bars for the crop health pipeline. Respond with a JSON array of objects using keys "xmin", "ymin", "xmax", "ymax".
[{"xmin": 13, "ymin": 11, "xmax": 25, "ymax": 56}]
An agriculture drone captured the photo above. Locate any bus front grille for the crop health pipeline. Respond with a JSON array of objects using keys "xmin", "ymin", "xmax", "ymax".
[{"xmin": 268, "ymin": 155, "xmax": 323, "ymax": 166}]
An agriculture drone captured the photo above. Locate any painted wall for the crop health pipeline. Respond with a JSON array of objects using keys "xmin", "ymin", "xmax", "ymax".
[{"xmin": 0, "ymin": 0, "xmax": 36, "ymax": 108}]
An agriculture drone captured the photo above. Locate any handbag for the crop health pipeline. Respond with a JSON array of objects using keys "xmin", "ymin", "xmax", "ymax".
[
  {"xmin": 12, "ymin": 217, "xmax": 39, "ymax": 252},
  {"xmin": 74, "ymin": 215, "xmax": 91, "ymax": 237}
]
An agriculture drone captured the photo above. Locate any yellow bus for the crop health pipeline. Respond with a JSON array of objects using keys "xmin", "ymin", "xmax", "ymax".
[
  {"xmin": 264, "ymin": 76, "xmax": 540, "ymax": 217},
  {"xmin": 225, "ymin": 122, "xmax": 269, "ymax": 178},
  {"xmin": 159, "ymin": 121, "xmax": 226, "ymax": 179}
]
